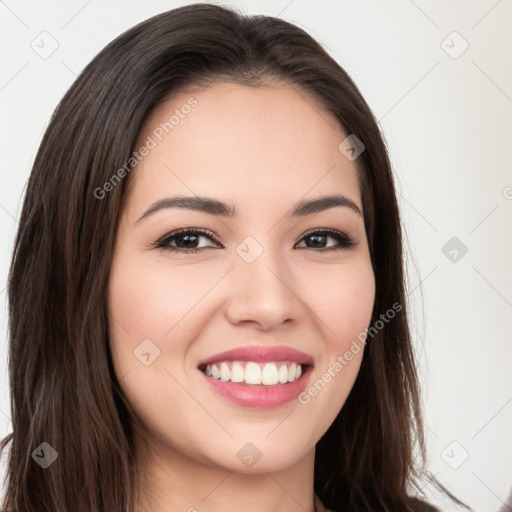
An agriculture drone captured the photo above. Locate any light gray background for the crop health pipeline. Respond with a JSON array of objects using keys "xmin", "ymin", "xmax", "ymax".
[{"xmin": 1, "ymin": 1, "xmax": 511, "ymax": 510}]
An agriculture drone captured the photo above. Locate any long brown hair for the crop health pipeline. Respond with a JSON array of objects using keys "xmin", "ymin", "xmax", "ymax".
[{"xmin": 1, "ymin": 3, "xmax": 469, "ymax": 511}]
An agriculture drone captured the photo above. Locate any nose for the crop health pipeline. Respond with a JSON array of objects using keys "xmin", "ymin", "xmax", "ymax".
[{"xmin": 224, "ymin": 244, "xmax": 302, "ymax": 331}]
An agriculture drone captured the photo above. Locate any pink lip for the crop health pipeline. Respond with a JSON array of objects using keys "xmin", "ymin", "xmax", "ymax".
[
  {"xmin": 200, "ymin": 365, "xmax": 313, "ymax": 408},
  {"xmin": 197, "ymin": 345, "xmax": 314, "ymax": 367},
  {"xmin": 197, "ymin": 345, "xmax": 314, "ymax": 409}
]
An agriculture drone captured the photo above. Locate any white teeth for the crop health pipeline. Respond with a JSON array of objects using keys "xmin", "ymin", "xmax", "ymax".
[
  {"xmin": 278, "ymin": 364, "xmax": 289, "ymax": 383},
  {"xmin": 262, "ymin": 363, "xmax": 279, "ymax": 385},
  {"xmin": 245, "ymin": 362, "xmax": 262, "ymax": 385},
  {"xmin": 287, "ymin": 362, "xmax": 297, "ymax": 382},
  {"xmin": 230, "ymin": 362, "xmax": 245, "ymax": 383},
  {"xmin": 220, "ymin": 362, "xmax": 230, "ymax": 382},
  {"xmin": 203, "ymin": 360, "xmax": 305, "ymax": 386}
]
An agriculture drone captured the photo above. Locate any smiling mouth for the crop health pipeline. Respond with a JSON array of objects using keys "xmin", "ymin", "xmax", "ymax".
[{"xmin": 198, "ymin": 360, "xmax": 311, "ymax": 386}]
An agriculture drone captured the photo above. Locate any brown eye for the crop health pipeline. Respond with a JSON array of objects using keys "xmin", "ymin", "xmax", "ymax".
[
  {"xmin": 296, "ymin": 229, "xmax": 356, "ymax": 251},
  {"xmin": 152, "ymin": 227, "xmax": 356, "ymax": 254},
  {"xmin": 154, "ymin": 228, "xmax": 220, "ymax": 253}
]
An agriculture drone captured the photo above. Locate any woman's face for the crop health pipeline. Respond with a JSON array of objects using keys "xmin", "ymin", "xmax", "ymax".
[{"xmin": 108, "ymin": 81, "xmax": 375, "ymax": 474}]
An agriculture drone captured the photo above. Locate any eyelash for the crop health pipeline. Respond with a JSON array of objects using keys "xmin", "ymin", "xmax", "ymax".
[{"xmin": 152, "ymin": 227, "xmax": 356, "ymax": 254}]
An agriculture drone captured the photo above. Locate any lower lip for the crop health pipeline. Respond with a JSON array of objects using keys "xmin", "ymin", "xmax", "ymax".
[{"xmin": 200, "ymin": 366, "xmax": 312, "ymax": 408}]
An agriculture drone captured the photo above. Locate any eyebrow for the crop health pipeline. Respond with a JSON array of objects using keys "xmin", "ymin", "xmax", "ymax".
[{"xmin": 135, "ymin": 194, "xmax": 362, "ymax": 223}]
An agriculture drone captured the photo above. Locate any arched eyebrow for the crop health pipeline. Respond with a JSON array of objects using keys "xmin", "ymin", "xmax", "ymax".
[{"xmin": 136, "ymin": 194, "xmax": 362, "ymax": 223}]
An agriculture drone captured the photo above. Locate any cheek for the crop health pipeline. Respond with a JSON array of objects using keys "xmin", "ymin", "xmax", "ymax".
[
  {"xmin": 107, "ymin": 250, "xmax": 228, "ymax": 414},
  {"xmin": 108, "ymin": 253, "xmax": 214, "ymax": 355},
  {"xmin": 299, "ymin": 258, "xmax": 374, "ymax": 416},
  {"xmin": 314, "ymin": 259, "xmax": 375, "ymax": 351},
  {"xmin": 107, "ymin": 253, "xmax": 172, "ymax": 385},
  {"xmin": 106, "ymin": 253, "xmax": 207, "ymax": 438}
]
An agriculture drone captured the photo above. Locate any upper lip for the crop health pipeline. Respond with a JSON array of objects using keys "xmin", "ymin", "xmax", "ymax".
[{"xmin": 198, "ymin": 345, "xmax": 314, "ymax": 367}]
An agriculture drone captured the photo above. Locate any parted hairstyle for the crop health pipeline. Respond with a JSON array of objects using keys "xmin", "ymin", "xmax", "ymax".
[{"xmin": 1, "ymin": 3, "xmax": 469, "ymax": 512}]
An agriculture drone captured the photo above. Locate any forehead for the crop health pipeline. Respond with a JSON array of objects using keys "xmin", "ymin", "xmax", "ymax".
[{"xmin": 125, "ymin": 82, "xmax": 362, "ymax": 217}]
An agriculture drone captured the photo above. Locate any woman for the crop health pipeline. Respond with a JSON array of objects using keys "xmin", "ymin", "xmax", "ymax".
[{"xmin": 0, "ymin": 3, "xmax": 469, "ymax": 511}]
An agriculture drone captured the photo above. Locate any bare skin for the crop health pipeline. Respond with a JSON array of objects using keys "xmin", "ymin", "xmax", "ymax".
[{"xmin": 108, "ymin": 81, "xmax": 375, "ymax": 512}]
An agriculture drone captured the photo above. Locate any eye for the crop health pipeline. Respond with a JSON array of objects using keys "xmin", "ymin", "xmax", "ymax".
[
  {"xmin": 152, "ymin": 228, "xmax": 220, "ymax": 253},
  {"xmin": 152, "ymin": 227, "xmax": 356, "ymax": 254},
  {"xmin": 295, "ymin": 228, "xmax": 356, "ymax": 251}
]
